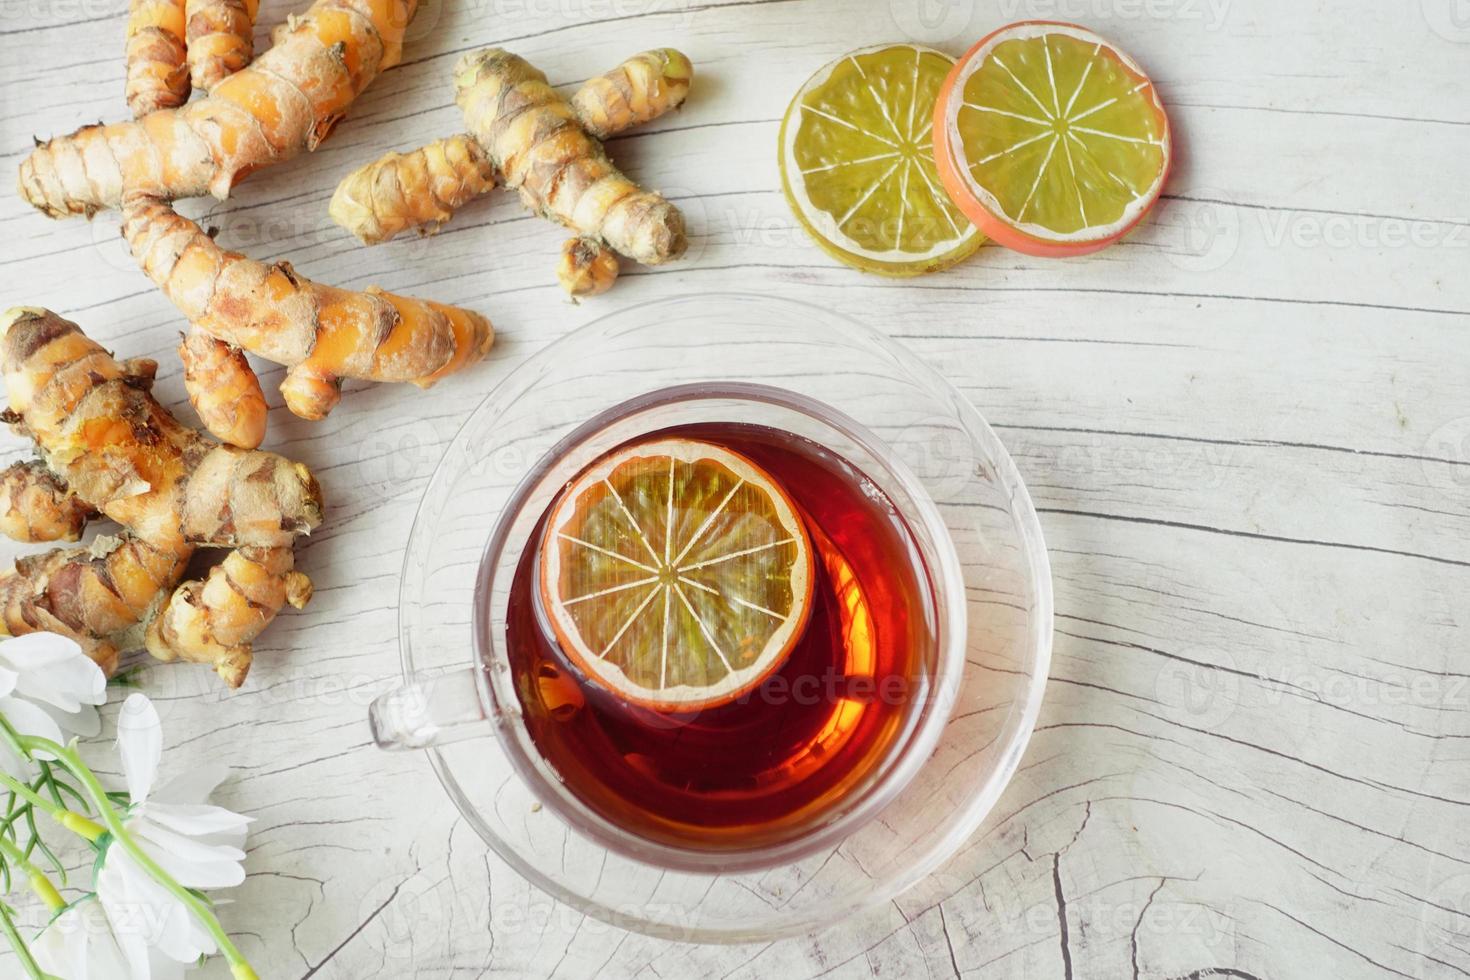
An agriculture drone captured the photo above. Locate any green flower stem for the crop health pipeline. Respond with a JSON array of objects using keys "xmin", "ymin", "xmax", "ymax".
[
  {"xmin": 19, "ymin": 736, "xmax": 255, "ymax": 975},
  {"xmin": 0, "ymin": 772, "xmax": 99, "ymax": 844},
  {"xmin": 0, "ymin": 902, "xmax": 51, "ymax": 980},
  {"xmin": 35, "ymin": 763, "xmax": 81, "ymax": 811},
  {"xmin": 0, "ymin": 837, "xmax": 62, "ymax": 912},
  {"xmin": 0, "ymin": 716, "xmax": 27, "ymax": 761},
  {"xmin": 0, "ymin": 774, "xmax": 60, "ymax": 821}
]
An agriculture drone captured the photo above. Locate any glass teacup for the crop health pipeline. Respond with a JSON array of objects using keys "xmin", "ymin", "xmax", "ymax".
[{"xmin": 368, "ymin": 293, "xmax": 1052, "ymax": 942}]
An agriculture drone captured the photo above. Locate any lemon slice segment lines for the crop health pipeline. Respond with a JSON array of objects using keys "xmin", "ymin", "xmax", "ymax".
[
  {"xmin": 555, "ymin": 533, "xmax": 657, "ymax": 574},
  {"xmin": 729, "ymin": 595, "xmax": 787, "ymax": 620},
  {"xmin": 599, "ymin": 580, "xmax": 664, "ymax": 659},
  {"xmin": 961, "ymin": 103, "xmax": 1051, "ymax": 126},
  {"xmin": 1062, "ymin": 56, "xmax": 1097, "ymax": 116},
  {"xmin": 541, "ymin": 439, "xmax": 813, "ymax": 711},
  {"xmin": 681, "ymin": 537, "xmax": 799, "ymax": 572},
  {"xmin": 671, "ymin": 477, "xmax": 744, "ymax": 566},
  {"xmin": 673, "ymin": 580, "xmax": 735, "ymax": 673},
  {"xmin": 601, "ymin": 477, "xmax": 662, "ymax": 566},
  {"xmin": 1017, "ymin": 134, "xmax": 1059, "ymax": 221},
  {"xmin": 561, "ymin": 574, "xmax": 660, "ymax": 607},
  {"xmin": 659, "ymin": 584, "xmax": 672, "ymax": 688},
  {"xmin": 991, "ymin": 54, "xmax": 1054, "ymax": 120},
  {"xmin": 800, "ymin": 103, "xmax": 897, "ymax": 147},
  {"xmin": 1060, "ymin": 131, "xmax": 1088, "ymax": 226}
]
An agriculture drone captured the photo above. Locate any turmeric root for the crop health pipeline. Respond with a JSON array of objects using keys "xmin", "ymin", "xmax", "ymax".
[
  {"xmin": 20, "ymin": 0, "xmax": 420, "ymax": 217},
  {"xmin": 0, "ymin": 308, "xmax": 323, "ymax": 686},
  {"xmin": 557, "ymin": 237, "xmax": 620, "ymax": 298},
  {"xmin": 458, "ymin": 49, "xmax": 685, "ymax": 266},
  {"xmin": 329, "ymin": 48, "xmax": 691, "ymax": 294},
  {"xmin": 127, "ymin": 0, "xmax": 258, "ymax": 114},
  {"xmin": 18, "ymin": 0, "xmax": 490, "ymax": 442},
  {"xmin": 126, "ymin": 0, "xmax": 191, "ymax": 117},
  {"xmin": 330, "ymin": 135, "xmax": 498, "ymax": 246},
  {"xmin": 184, "ymin": 0, "xmax": 259, "ymax": 92},
  {"xmin": 179, "ymin": 328, "xmax": 268, "ymax": 449},
  {"xmin": 124, "ymin": 199, "xmax": 494, "ymax": 421},
  {"xmin": 571, "ymin": 48, "xmax": 693, "ymax": 140},
  {"xmin": 0, "ymin": 461, "xmax": 96, "ymax": 543},
  {"xmin": 2, "ymin": 308, "xmax": 320, "ymax": 550},
  {"xmin": 147, "ymin": 546, "xmax": 310, "ymax": 687},
  {"xmin": 0, "ymin": 533, "xmax": 188, "ymax": 677}
]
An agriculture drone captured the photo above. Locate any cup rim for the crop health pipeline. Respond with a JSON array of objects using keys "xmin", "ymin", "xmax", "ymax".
[{"xmin": 398, "ymin": 292, "xmax": 1054, "ymax": 942}]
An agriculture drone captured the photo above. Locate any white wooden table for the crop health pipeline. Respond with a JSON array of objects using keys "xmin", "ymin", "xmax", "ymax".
[{"xmin": 2, "ymin": 0, "xmax": 1468, "ymax": 976}]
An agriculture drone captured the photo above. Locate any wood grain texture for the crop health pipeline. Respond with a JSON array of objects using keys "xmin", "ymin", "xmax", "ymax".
[{"xmin": 1, "ymin": 0, "xmax": 1467, "ymax": 977}]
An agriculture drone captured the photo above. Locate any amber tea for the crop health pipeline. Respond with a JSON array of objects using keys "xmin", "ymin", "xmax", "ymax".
[{"xmin": 505, "ymin": 420, "xmax": 939, "ymax": 854}]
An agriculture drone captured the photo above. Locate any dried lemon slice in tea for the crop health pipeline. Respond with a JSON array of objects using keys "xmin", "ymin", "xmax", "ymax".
[
  {"xmin": 780, "ymin": 43, "xmax": 984, "ymax": 276},
  {"xmin": 934, "ymin": 21, "xmax": 1171, "ymax": 256},
  {"xmin": 539, "ymin": 438, "xmax": 813, "ymax": 712}
]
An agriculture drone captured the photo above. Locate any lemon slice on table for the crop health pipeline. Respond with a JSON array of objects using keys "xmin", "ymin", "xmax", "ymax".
[
  {"xmin": 540, "ymin": 438, "xmax": 813, "ymax": 712},
  {"xmin": 934, "ymin": 21, "xmax": 1171, "ymax": 256},
  {"xmin": 780, "ymin": 43, "xmax": 984, "ymax": 276}
]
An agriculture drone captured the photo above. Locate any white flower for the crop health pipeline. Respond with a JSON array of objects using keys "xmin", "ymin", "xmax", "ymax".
[
  {"xmin": 94, "ymin": 694, "xmax": 251, "ymax": 970},
  {"xmin": 0, "ymin": 632, "xmax": 106, "ymax": 775},
  {"xmin": 32, "ymin": 897, "xmax": 189, "ymax": 980}
]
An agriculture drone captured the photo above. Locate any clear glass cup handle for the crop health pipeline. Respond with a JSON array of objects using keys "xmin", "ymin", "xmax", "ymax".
[{"xmin": 370, "ymin": 666, "xmax": 493, "ymax": 750}]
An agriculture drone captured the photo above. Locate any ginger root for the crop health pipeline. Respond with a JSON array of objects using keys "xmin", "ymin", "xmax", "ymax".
[
  {"xmin": 126, "ymin": 0, "xmax": 191, "ymax": 117},
  {"xmin": 329, "ymin": 47, "xmax": 692, "ymax": 295},
  {"xmin": 0, "ymin": 308, "xmax": 323, "ymax": 687}
]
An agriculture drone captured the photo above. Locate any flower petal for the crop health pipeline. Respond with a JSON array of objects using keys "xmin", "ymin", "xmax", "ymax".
[
  {"xmin": 133, "ymin": 817, "xmax": 248, "ymax": 889},
  {"xmin": 147, "ymin": 949, "xmax": 191, "ymax": 980},
  {"xmin": 7, "ymin": 632, "xmax": 106, "ymax": 713},
  {"xmin": 20, "ymin": 696, "xmax": 102, "ymax": 745},
  {"xmin": 0, "ymin": 665, "xmax": 18, "ymax": 700},
  {"xmin": 0, "ymin": 631, "xmax": 87, "ymax": 669},
  {"xmin": 52, "ymin": 699, "xmax": 103, "ymax": 738},
  {"xmin": 31, "ymin": 903, "xmax": 84, "ymax": 979},
  {"xmin": 32, "ymin": 898, "xmax": 141, "ymax": 980},
  {"xmin": 117, "ymin": 693, "xmax": 163, "ymax": 805},
  {"xmin": 144, "ymin": 800, "xmax": 252, "ymax": 840},
  {"xmin": 99, "ymin": 849, "xmax": 218, "ymax": 966},
  {"xmin": 114, "ymin": 926, "xmax": 156, "ymax": 980},
  {"xmin": 0, "ymin": 694, "xmax": 65, "ymax": 748},
  {"xmin": 152, "ymin": 761, "xmax": 232, "ymax": 806}
]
